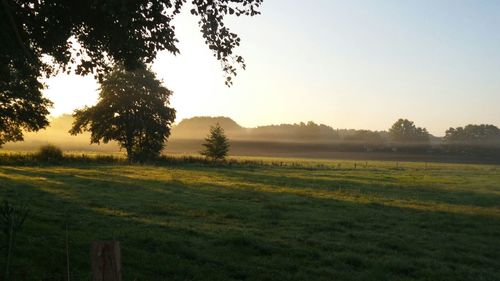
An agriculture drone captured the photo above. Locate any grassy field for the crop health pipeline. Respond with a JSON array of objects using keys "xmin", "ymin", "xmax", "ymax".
[{"xmin": 0, "ymin": 158, "xmax": 499, "ymax": 281}]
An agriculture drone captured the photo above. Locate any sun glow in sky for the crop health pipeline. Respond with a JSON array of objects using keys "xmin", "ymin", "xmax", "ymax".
[{"xmin": 43, "ymin": 0, "xmax": 500, "ymax": 136}]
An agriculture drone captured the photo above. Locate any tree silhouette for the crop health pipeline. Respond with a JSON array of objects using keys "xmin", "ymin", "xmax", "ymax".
[
  {"xmin": 0, "ymin": 79, "xmax": 52, "ymax": 146},
  {"xmin": 1, "ymin": 0, "xmax": 262, "ymax": 145},
  {"xmin": 201, "ymin": 123, "xmax": 230, "ymax": 161},
  {"xmin": 70, "ymin": 65, "xmax": 175, "ymax": 161},
  {"xmin": 444, "ymin": 124, "xmax": 500, "ymax": 153},
  {"xmin": 389, "ymin": 119, "xmax": 430, "ymax": 149}
]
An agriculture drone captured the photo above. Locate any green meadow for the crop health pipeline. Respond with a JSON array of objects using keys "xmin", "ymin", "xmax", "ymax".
[{"xmin": 0, "ymin": 158, "xmax": 499, "ymax": 280}]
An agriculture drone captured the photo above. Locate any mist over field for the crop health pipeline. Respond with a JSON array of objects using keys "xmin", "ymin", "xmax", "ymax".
[
  {"xmin": 4, "ymin": 115, "xmax": 499, "ymax": 164},
  {"xmin": 0, "ymin": 115, "xmax": 420, "ymax": 151}
]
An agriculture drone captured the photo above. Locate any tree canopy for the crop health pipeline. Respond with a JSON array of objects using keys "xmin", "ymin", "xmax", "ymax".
[
  {"xmin": 0, "ymin": 67, "xmax": 52, "ymax": 147},
  {"xmin": 389, "ymin": 119, "xmax": 430, "ymax": 145},
  {"xmin": 1, "ymin": 0, "xmax": 262, "ymax": 145},
  {"xmin": 69, "ymin": 65, "xmax": 176, "ymax": 161}
]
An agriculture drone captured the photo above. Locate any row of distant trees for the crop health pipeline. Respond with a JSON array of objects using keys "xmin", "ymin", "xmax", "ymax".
[
  {"xmin": 371, "ymin": 119, "xmax": 499, "ymax": 154},
  {"xmin": 442, "ymin": 124, "xmax": 500, "ymax": 154},
  {"xmin": 352, "ymin": 119, "xmax": 500, "ymax": 155},
  {"xmin": 246, "ymin": 119, "xmax": 500, "ymax": 154}
]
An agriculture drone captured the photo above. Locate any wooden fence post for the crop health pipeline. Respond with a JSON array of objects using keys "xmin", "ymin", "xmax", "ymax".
[{"xmin": 90, "ymin": 241, "xmax": 122, "ymax": 281}]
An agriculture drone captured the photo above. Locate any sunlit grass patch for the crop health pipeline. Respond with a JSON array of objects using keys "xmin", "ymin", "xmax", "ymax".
[{"xmin": 0, "ymin": 159, "xmax": 498, "ymax": 280}]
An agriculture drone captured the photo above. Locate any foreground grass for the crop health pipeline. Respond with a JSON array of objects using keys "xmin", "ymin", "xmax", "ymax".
[{"xmin": 0, "ymin": 160, "xmax": 499, "ymax": 281}]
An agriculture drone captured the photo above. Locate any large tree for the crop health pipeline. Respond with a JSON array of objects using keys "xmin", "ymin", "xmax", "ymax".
[
  {"xmin": 1, "ymin": 0, "xmax": 263, "ymax": 145},
  {"xmin": 69, "ymin": 65, "xmax": 176, "ymax": 161}
]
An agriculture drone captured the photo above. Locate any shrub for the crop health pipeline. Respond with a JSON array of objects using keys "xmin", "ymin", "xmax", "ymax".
[{"xmin": 36, "ymin": 144, "xmax": 64, "ymax": 162}]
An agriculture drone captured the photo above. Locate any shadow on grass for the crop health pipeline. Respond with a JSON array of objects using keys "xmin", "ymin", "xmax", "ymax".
[
  {"xmin": 0, "ymin": 165, "xmax": 499, "ymax": 281},
  {"xmin": 210, "ymin": 167, "xmax": 500, "ymax": 209}
]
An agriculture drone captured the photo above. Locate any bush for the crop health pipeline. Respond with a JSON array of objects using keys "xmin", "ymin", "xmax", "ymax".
[{"xmin": 36, "ymin": 144, "xmax": 64, "ymax": 162}]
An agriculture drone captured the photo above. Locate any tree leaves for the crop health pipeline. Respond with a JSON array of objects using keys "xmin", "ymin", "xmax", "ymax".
[
  {"xmin": 1, "ymin": 0, "xmax": 262, "ymax": 145},
  {"xmin": 389, "ymin": 119, "xmax": 430, "ymax": 145},
  {"xmin": 70, "ymin": 65, "xmax": 176, "ymax": 161}
]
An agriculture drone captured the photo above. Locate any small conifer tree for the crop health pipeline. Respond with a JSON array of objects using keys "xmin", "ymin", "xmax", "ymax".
[{"xmin": 201, "ymin": 123, "xmax": 230, "ymax": 161}]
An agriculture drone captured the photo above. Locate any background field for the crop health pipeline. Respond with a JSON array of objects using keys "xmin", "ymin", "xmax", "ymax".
[{"xmin": 0, "ymin": 158, "xmax": 499, "ymax": 280}]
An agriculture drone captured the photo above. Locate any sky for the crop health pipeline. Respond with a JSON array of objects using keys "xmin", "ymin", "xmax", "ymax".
[{"xmin": 43, "ymin": 0, "xmax": 500, "ymax": 136}]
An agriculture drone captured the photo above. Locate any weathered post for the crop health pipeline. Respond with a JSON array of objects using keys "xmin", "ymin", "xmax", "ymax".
[{"xmin": 90, "ymin": 241, "xmax": 122, "ymax": 281}]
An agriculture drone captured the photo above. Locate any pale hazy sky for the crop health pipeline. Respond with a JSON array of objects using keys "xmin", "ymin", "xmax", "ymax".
[{"xmin": 43, "ymin": 0, "xmax": 500, "ymax": 136}]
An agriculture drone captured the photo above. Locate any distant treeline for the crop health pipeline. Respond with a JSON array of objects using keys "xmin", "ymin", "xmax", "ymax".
[
  {"xmin": 4, "ymin": 115, "xmax": 500, "ymax": 160},
  {"xmin": 173, "ymin": 117, "xmax": 500, "ymax": 155},
  {"xmin": 174, "ymin": 116, "xmax": 388, "ymax": 142}
]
